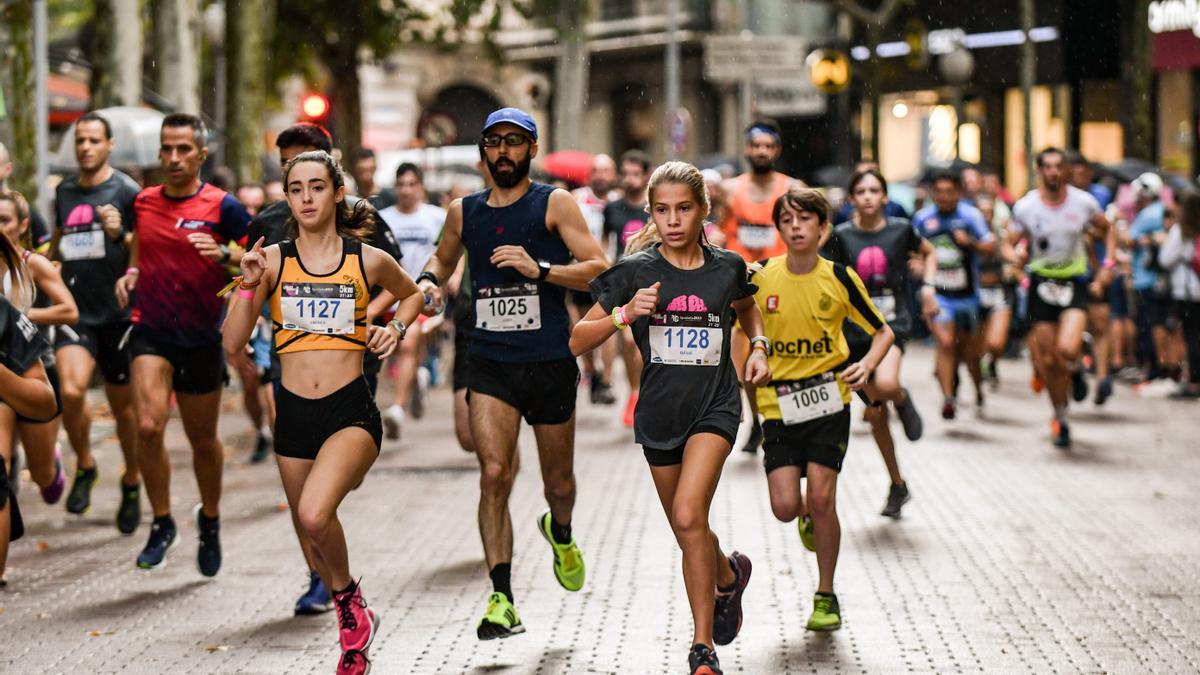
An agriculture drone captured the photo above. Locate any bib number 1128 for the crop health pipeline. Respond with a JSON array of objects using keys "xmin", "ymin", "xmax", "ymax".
[{"xmin": 663, "ymin": 327, "xmax": 711, "ymax": 350}]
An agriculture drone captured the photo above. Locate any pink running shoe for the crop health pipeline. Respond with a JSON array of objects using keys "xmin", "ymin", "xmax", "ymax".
[
  {"xmin": 336, "ymin": 650, "xmax": 372, "ymax": 675},
  {"xmin": 40, "ymin": 444, "xmax": 66, "ymax": 505},
  {"xmin": 334, "ymin": 581, "xmax": 379, "ymax": 653}
]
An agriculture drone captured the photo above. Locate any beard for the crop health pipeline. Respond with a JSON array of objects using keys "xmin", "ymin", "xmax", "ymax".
[
  {"xmin": 487, "ymin": 155, "xmax": 532, "ymax": 188},
  {"xmin": 748, "ymin": 156, "xmax": 774, "ymax": 175}
]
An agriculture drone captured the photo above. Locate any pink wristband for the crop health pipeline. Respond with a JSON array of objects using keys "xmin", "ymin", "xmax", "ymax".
[
  {"xmin": 617, "ymin": 306, "xmax": 629, "ymax": 326},
  {"xmin": 237, "ymin": 288, "xmax": 256, "ymax": 300},
  {"xmin": 126, "ymin": 267, "xmax": 139, "ymax": 276}
]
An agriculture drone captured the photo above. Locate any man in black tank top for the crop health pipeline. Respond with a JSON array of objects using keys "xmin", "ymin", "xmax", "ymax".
[{"xmin": 417, "ymin": 108, "xmax": 609, "ymax": 639}]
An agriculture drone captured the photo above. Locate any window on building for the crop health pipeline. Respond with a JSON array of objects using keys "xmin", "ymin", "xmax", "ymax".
[{"xmin": 600, "ymin": 0, "xmax": 636, "ymax": 21}]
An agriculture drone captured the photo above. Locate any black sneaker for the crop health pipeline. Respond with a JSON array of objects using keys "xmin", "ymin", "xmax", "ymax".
[
  {"xmin": 116, "ymin": 478, "xmax": 141, "ymax": 535},
  {"xmin": 590, "ymin": 379, "xmax": 616, "ymax": 405},
  {"xmin": 1094, "ymin": 376, "xmax": 1114, "ymax": 405},
  {"xmin": 1071, "ymin": 370, "xmax": 1089, "ymax": 402},
  {"xmin": 136, "ymin": 516, "xmax": 177, "ymax": 569},
  {"xmin": 895, "ymin": 389, "xmax": 923, "ymax": 441},
  {"xmin": 65, "ymin": 466, "xmax": 98, "ymax": 515},
  {"xmin": 250, "ymin": 433, "xmax": 271, "ymax": 464},
  {"xmin": 880, "ymin": 482, "xmax": 910, "ymax": 519},
  {"xmin": 1052, "ymin": 418, "xmax": 1071, "ymax": 450},
  {"xmin": 195, "ymin": 504, "xmax": 222, "ymax": 577},
  {"xmin": 712, "ymin": 552, "xmax": 751, "ymax": 646},
  {"xmin": 738, "ymin": 421, "xmax": 763, "ymax": 454},
  {"xmin": 688, "ymin": 643, "xmax": 723, "ymax": 675}
]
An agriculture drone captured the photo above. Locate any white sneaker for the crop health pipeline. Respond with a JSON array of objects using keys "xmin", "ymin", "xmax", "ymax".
[{"xmin": 382, "ymin": 404, "xmax": 404, "ymax": 441}]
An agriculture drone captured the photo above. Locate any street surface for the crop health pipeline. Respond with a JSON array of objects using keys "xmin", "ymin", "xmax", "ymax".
[{"xmin": 2, "ymin": 345, "xmax": 1198, "ymax": 674}]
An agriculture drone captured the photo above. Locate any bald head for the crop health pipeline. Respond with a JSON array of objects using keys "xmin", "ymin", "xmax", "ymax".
[{"xmin": 590, "ymin": 153, "xmax": 616, "ymax": 195}]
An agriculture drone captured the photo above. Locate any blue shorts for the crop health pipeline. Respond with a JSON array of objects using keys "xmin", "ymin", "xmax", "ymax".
[{"xmin": 934, "ymin": 294, "xmax": 981, "ymax": 333}]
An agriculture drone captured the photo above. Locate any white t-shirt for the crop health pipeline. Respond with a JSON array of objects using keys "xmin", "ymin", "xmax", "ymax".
[
  {"xmin": 378, "ymin": 202, "xmax": 447, "ymax": 277},
  {"xmin": 572, "ymin": 186, "xmax": 609, "ymax": 242},
  {"xmin": 1010, "ymin": 185, "xmax": 1102, "ymax": 279}
]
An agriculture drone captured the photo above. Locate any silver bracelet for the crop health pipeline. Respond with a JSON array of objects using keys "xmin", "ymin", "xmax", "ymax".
[
  {"xmin": 387, "ymin": 318, "xmax": 407, "ymax": 340},
  {"xmin": 750, "ymin": 335, "xmax": 771, "ymax": 355}
]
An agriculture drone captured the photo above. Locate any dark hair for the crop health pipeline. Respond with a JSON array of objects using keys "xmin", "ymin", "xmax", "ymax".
[
  {"xmin": 1178, "ymin": 188, "xmax": 1200, "ymax": 240},
  {"xmin": 929, "ymin": 168, "xmax": 962, "ymax": 188},
  {"xmin": 275, "ymin": 123, "xmax": 333, "ymax": 153},
  {"xmin": 76, "ymin": 112, "xmax": 113, "ymax": 139},
  {"xmin": 0, "ymin": 192, "xmax": 29, "ymax": 307},
  {"xmin": 620, "ymin": 149, "xmax": 652, "ymax": 174},
  {"xmin": 281, "ymin": 151, "xmax": 375, "ymax": 242},
  {"xmin": 1035, "ymin": 146, "xmax": 1065, "ymax": 168},
  {"xmin": 1063, "ymin": 148, "xmax": 1087, "ymax": 167},
  {"xmin": 772, "ymin": 187, "xmax": 830, "ymax": 228},
  {"xmin": 210, "ymin": 166, "xmax": 236, "ymax": 192},
  {"xmin": 745, "ymin": 118, "xmax": 782, "ymax": 140},
  {"xmin": 354, "ymin": 147, "xmax": 377, "ymax": 162},
  {"xmin": 161, "ymin": 113, "xmax": 207, "ymax": 146},
  {"xmin": 395, "ymin": 162, "xmax": 423, "ymax": 182},
  {"xmin": 848, "ymin": 168, "xmax": 888, "ymax": 196}
]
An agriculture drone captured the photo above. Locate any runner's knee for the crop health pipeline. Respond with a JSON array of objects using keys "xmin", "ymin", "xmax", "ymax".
[
  {"xmin": 669, "ymin": 502, "xmax": 708, "ymax": 541},
  {"xmin": 479, "ymin": 460, "xmax": 514, "ymax": 494},
  {"xmin": 808, "ymin": 483, "xmax": 836, "ymax": 518},
  {"xmin": 769, "ymin": 494, "xmax": 802, "ymax": 522}
]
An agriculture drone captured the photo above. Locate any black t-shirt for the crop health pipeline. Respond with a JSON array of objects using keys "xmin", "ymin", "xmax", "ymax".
[
  {"xmin": 822, "ymin": 217, "xmax": 924, "ymax": 339},
  {"xmin": 29, "ymin": 208, "xmax": 51, "ymax": 249},
  {"xmin": 590, "ymin": 244, "xmax": 756, "ymax": 449},
  {"xmin": 603, "ymin": 199, "xmax": 650, "ymax": 260},
  {"xmin": 54, "ymin": 170, "xmax": 141, "ymax": 325},
  {"xmin": 0, "ymin": 296, "xmax": 47, "ymax": 380},
  {"xmin": 368, "ymin": 188, "xmax": 396, "ymax": 212}
]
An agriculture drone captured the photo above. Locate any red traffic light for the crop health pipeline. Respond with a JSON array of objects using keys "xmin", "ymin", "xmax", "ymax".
[{"xmin": 301, "ymin": 93, "xmax": 330, "ymax": 121}]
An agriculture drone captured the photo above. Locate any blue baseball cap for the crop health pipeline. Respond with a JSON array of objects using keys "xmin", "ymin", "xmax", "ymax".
[{"xmin": 481, "ymin": 107, "xmax": 538, "ymax": 141}]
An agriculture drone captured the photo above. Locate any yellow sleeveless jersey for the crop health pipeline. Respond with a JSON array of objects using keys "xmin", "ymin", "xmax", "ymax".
[
  {"xmin": 752, "ymin": 255, "xmax": 885, "ymax": 420},
  {"xmin": 269, "ymin": 238, "xmax": 370, "ymax": 355}
]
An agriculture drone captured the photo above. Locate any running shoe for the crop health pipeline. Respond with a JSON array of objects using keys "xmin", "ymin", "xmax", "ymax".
[
  {"xmin": 1094, "ymin": 376, "xmax": 1114, "ymax": 406},
  {"xmin": 797, "ymin": 515, "xmax": 815, "ymax": 553},
  {"xmin": 590, "ymin": 379, "xmax": 616, "ymax": 405},
  {"xmin": 1071, "ymin": 370, "xmax": 1089, "ymax": 402},
  {"xmin": 136, "ymin": 517, "xmax": 177, "ymax": 569},
  {"xmin": 337, "ymin": 650, "xmax": 371, "ymax": 675},
  {"xmin": 622, "ymin": 391, "xmax": 638, "ymax": 428},
  {"xmin": 116, "ymin": 477, "xmax": 141, "ymax": 535},
  {"xmin": 738, "ymin": 420, "xmax": 763, "ymax": 455},
  {"xmin": 895, "ymin": 389, "xmax": 923, "ymax": 441},
  {"xmin": 880, "ymin": 482, "xmax": 910, "ymax": 519},
  {"xmin": 537, "ymin": 510, "xmax": 585, "ymax": 591},
  {"xmin": 1169, "ymin": 386, "xmax": 1200, "ymax": 399},
  {"xmin": 250, "ymin": 433, "xmax": 271, "ymax": 463},
  {"xmin": 713, "ymin": 552, "xmax": 752, "ymax": 646},
  {"xmin": 688, "ymin": 643, "xmax": 723, "ymax": 675},
  {"xmin": 806, "ymin": 593, "xmax": 842, "ymax": 631},
  {"xmin": 411, "ymin": 366, "xmax": 430, "ymax": 420},
  {"xmin": 987, "ymin": 357, "xmax": 1001, "ymax": 391},
  {"xmin": 476, "ymin": 592, "xmax": 525, "ymax": 640},
  {"xmin": 1051, "ymin": 418, "xmax": 1071, "ymax": 449},
  {"xmin": 1030, "ymin": 374, "xmax": 1045, "ymax": 394},
  {"xmin": 195, "ymin": 504, "xmax": 221, "ymax": 577},
  {"xmin": 334, "ymin": 581, "xmax": 379, "ymax": 652},
  {"xmin": 941, "ymin": 401, "xmax": 956, "ymax": 420},
  {"xmin": 65, "ymin": 466, "xmax": 98, "ymax": 514},
  {"xmin": 295, "ymin": 570, "xmax": 333, "ymax": 615},
  {"xmin": 40, "ymin": 444, "xmax": 66, "ymax": 505},
  {"xmin": 382, "ymin": 404, "xmax": 403, "ymax": 441}
]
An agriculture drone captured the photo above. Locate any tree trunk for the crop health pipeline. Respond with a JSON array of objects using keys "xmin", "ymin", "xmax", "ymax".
[
  {"xmin": 226, "ymin": 0, "xmax": 272, "ymax": 183},
  {"xmin": 552, "ymin": 1, "xmax": 588, "ymax": 151},
  {"xmin": 153, "ymin": 0, "xmax": 200, "ymax": 113},
  {"xmin": 1021, "ymin": 0, "xmax": 1035, "ymax": 191},
  {"xmin": 5, "ymin": 1, "xmax": 37, "ymax": 201},
  {"xmin": 327, "ymin": 39, "xmax": 364, "ymax": 165},
  {"xmin": 111, "ymin": 0, "xmax": 144, "ymax": 106},
  {"xmin": 1122, "ymin": 0, "xmax": 1153, "ymax": 161}
]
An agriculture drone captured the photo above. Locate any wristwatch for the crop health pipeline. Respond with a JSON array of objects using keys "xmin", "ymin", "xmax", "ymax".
[
  {"xmin": 387, "ymin": 318, "xmax": 408, "ymax": 340},
  {"xmin": 219, "ymin": 245, "xmax": 231, "ymax": 264},
  {"xmin": 537, "ymin": 260, "xmax": 552, "ymax": 281},
  {"xmin": 415, "ymin": 271, "xmax": 439, "ymax": 287}
]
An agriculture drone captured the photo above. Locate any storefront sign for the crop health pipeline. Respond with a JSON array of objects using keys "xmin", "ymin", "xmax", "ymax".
[
  {"xmin": 754, "ymin": 77, "xmax": 827, "ymax": 117},
  {"xmin": 704, "ymin": 35, "xmax": 807, "ymax": 83},
  {"xmin": 1150, "ymin": 0, "xmax": 1200, "ymax": 36}
]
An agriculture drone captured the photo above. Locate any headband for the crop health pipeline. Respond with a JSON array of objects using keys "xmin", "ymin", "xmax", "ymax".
[{"xmin": 746, "ymin": 125, "xmax": 781, "ymax": 143}]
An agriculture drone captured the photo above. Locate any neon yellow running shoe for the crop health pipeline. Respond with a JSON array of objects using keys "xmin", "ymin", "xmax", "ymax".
[
  {"xmin": 537, "ymin": 510, "xmax": 585, "ymax": 591},
  {"xmin": 476, "ymin": 592, "xmax": 525, "ymax": 640},
  {"xmin": 797, "ymin": 515, "xmax": 815, "ymax": 553},
  {"xmin": 805, "ymin": 593, "xmax": 841, "ymax": 631}
]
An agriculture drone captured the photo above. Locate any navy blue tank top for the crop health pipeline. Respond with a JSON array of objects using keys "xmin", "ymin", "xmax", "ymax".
[{"xmin": 462, "ymin": 182, "xmax": 572, "ymax": 363}]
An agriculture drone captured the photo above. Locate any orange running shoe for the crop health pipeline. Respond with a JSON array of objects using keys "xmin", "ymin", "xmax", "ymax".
[
  {"xmin": 623, "ymin": 391, "xmax": 638, "ymax": 428},
  {"xmin": 1030, "ymin": 374, "xmax": 1045, "ymax": 394}
]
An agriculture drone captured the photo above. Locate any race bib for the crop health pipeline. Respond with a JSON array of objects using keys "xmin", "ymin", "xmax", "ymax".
[
  {"xmin": 979, "ymin": 286, "xmax": 1007, "ymax": 309},
  {"xmin": 935, "ymin": 267, "xmax": 968, "ymax": 291},
  {"xmin": 280, "ymin": 282, "xmax": 356, "ymax": 334},
  {"xmin": 60, "ymin": 230, "xmax": 106, "ymax": 261},
  {"xmin": 776, "ymin": 373, "xmax": 842, "ymax": 425},
  {"xmin": 476, "ymin": 282, "xmax": 541, "ymax": 332},
  {"xmin": 737, "ymin": 224, "xmax": 777, "ymax": 250},
  {"xmin": 648, "ymin": 311, "xmax": 723, "ymax": 366},
  {"xmin": 870, "ymin": 292, "xmax": 897, "ymax": 322},
  {"xmin": 1037, "ymin": 279, "xmax": 1074, "ymax": 307}
]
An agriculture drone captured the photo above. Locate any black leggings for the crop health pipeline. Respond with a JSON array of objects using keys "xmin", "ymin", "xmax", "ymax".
[{"xmin": 1182, "ymin": 301, "xmax": 1200, "ymax": 385}]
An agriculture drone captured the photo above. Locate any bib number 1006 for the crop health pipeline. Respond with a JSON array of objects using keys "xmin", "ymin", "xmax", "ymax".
[
  {"xmin": 663, "ymin": 327, "xmax": 711, "ymax": 350},
  {"xmin": 789, "ymin": 385, "xmax": 831, "ymax": 409}
]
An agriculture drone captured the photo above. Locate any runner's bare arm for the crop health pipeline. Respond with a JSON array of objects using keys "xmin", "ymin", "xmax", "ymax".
[
  {"xmin": 545, "ymin": 189, "xmax": 609, "ymax": 291},
  {"xmin": 366, "ymin": 290, "xmax": 395, "ymax": 324},
  {"xmin": 571, "ymin": 281, "xmax": 659, "ymax": 356},
  {"xmin": 23, "ymin": 254, "xmax": 78, "ymax": 326},
  {"xmin": 0, "ymin": 359, "xmax": 56, "ymax": 421},
  {"xmin": 842, "ymin": 323, "xmax": 895, "ymax": 391},
  {"xmin": 733, "ymin": 296, "xmax": 771, "ymax": 386},
  {"xmin": 222, "ymin": 239, "xmax": 276, "ymax": 357},
  {"xmin": 1001, "ymin": 226, "xmax": 1028, "ymax": 267},
  {"xmin": 364, "ymin": 244, "xmax": 424, "ymax": 335},
  {"xmin": 917, "ymin": 239, "xmax": 939, "ymax": 318},
  {"xmin": 115, "ymin": 232, "xmax": 139, "ymax": 308},
  {"xmin": 418, "ymin": 199, "xmax": 465, "ymax": 310}
]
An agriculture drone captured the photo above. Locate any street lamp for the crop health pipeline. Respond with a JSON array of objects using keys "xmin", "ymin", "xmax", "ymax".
[
  {"xmin": 938, "ymin": 44, "xmax": 975, "ymax": 160},
  {"xmin": 203, "ymin": 2, "xmax": 227, "ymax": 166}
]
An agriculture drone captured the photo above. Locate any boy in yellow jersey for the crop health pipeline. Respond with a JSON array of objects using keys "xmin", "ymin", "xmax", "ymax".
[{"xmin": 752, "ymin": 187, "xmax": 893, "ymax": 631}]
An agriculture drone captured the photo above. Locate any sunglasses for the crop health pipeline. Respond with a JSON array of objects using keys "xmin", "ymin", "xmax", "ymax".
[{"xmin": 481, "ymin": 133, "xmax": 532, "ymax": 148}]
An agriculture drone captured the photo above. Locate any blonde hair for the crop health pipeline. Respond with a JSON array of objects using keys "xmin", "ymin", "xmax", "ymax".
[
  {"xmin": 624, "ymin": 161, "xmax": 711, "ymax": 256},
  {"xmin": 0, "ymin": 190, "xmax": 33, "ymax": 310}
]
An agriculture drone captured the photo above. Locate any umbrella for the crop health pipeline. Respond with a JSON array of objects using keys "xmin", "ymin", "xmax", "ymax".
[
  {"xmin": 542, "ymin": 150, "xmax": 594, "ymax": 187},
  {"xmin": 52, "ymin": 106, "xmax": 167, "ymax": 172},
  {"xmin": 698, "ymin": 153, "xmax": 738, "ymax": 176},
  {"xmin": 1102, "ymin": 158, "xmax": 1157, "ymax": 184},
  {"xmin": 812, "ymin": 164, "xmax": 851, "ymax": 189}
]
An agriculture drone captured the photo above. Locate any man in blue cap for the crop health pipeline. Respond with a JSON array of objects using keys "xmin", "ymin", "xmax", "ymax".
[{"xmin": 417, "ymin": 107, "xmax": 608, "ymax": 639}]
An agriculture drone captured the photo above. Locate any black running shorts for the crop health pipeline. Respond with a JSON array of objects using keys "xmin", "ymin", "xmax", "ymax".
[
  {"xmin": 275, "ymin": 376, "xmax": 383, "ymax": 460},
  {"xmin": 642, "ymin": 425, "xmax": 737, "ymax": 467},
  {"xmin": 54, "ymin": 321, "xmax": 133, "ymax": 385},
  {"xmin": 129, "ymin": 331, "xmax": 227, "ymax": 395},
  {"xmin": 1028, "ymin": 274, "xmax": 1088, "ymax": 324},
  {"xmin": 762, "ymin": 408, "xmax": 851, "ymax": 475},
  {"xmin": 467, "ymin": 354, "xmax": 579, "ymax": 425}
]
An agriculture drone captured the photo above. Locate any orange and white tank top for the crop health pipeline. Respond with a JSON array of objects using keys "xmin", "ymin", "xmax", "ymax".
[
  {"xmin": 269, "ymin": 238, "xmax": 369, "ymax": 355},
  {"xmin": 719, "ymin": 173, "xmax": 791, "ymax": 262}
]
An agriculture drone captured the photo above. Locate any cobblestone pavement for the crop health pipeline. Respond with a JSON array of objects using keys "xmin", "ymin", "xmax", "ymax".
[{"xmin": 2, "ymin": 346, "xmax": 1199, "ymax": 674}]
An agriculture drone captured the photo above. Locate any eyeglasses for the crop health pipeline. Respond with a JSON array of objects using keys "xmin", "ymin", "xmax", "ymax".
[{"xmin": 481, "ymin": 133, "xmax": 531, "ymax": 148}]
